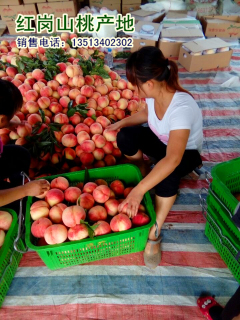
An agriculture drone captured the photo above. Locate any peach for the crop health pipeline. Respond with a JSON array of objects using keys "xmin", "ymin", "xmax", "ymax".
[
  {"xmin": 77, "ymin": 131, "xmax": 90, "ymax": 144},
  {"xmin": 83, "ymin": 117, "xmax": 95, "ymax": 127},
  {"xmin": 6, "ymin": 66, "xmax": 18, "ymax": 77},
  {"xmin": 9, "ymin": 131, "xmax": 19, "ymax": 140},
  {"xmin": 102, "ymin": 141, "xmax": 113, "ymax": 154},
  {"xmin": 68, "ymin": 224, "xmax": 89, "ymax": 241},
  {"xmin": 75, "ymin": 94, "xmax": 87, "ymax": 104},
  {"xmin": 11, "ymin": 79, "xmax": 22, "ymax": 87},
  {"xmin": 72, "ymin": 75, "xmax": 85, "ymax": 87},
  {"xmin": 110, "ymin": 213, "xmax": 132, "ymax": 232},
  {"xmin": 56, "ymin": 62, "xmax": 67, "ymax": 73},
  {"xmin": 32, "ymin": 69, "xmax": 45, "ymax": 81},
  {"xmin": 123, "ymin": 187, "xmax": 133, "ymax": 198},
  {"xmin": 80, "ymin": 85, "xmax": 93, "ymax": 97},
  {"xmin": 103, "ymin": 129, "xmax": 117, "ymax": 142},
  {"xmin": 127, "ymin": 82, "xmax": 135, "ymax": 90},
  {"xmin": 25, "ymin": 90, "xmax": 38, "ymax": 102},
  {"xmin": 52, "ymin": 91, "xmax": 60, "ymax": 99},
  {"xmin": 24, "ymin": 77, "xmax": 36, "ymax": 87},
  {"xmin": 92, "ymin": 92, "xmax": 101, "ymax": 101},
  {"xmin": 26, "ymin": 101, "xmax": 39, "ymax": 113},
  {"xmin": 62, "ymin": 133, "xmax": 77, "ymax": 148},
  {"xmin": 104, "ymin": 199, "xmax": 119, "ymax": 216},
  {"xmin": 0, "ymin": 70, "xmax": 7, "ymax": 78},
  {"xmin": 45, "ymin": 189, "xmax": 64, "ymax": 207},
  {"xmin": 96, "ymin": 116, "xmax": 111, "ymax": 128},
  {"xmin": 47, "ymin": 80, "xmax": 59, "ymax": 91},
  {"xmin": 54, "ymin": 113, "xmax": 69, "ymax": 124},
  {"xmin": 77, "ymin": 193, "xmax": 95, "ymax": 209},
  {"xmin": 104, "ymin": 154, "xmax": 116, "ymax": 166},
  {"xmin": 88, "ymin": 205, "xmax": 107, "ymax": 222},
  {"xmin": 0, "ymin": 211, "xmax": 13, "ymax": 230},
  {"xmin": 88, "ymin": 98, "xmax": 97, "ymax": 110},
  {"xmin": 97, "ymin": 96, "xmax": 109, "ymax": 109},
  {"xmin": 50, "ymin": 177, "xmax": 69, "ymax": 191},
  {"xmin": 110, "ymin": 180, "xmax": 124, "ymax": 196},
  {"xmin": 31, "ymin": 217, "xmax": 52, "ymax": 238},
  {"xmin": 27, "ymin": 114, "xmax": 42, "ymax": 126},
  {"xmin": 109, "ymin": 71, "xmax": 119, "ymax": 81},
  {"xmin": 63, "ymin": 147, "xmax": 76, "ymax": 160},
  {"xmin": 69, "ymin": 89, "xmax": 81, "ymax": 100},
  {"xmin": 117, "ymin": 79, "xmax": 127, "ymax": 90},
  {"xmin": 54, "ymin": 131, "xmax": 64, "ymax": 143},
  {"xmin": 44, "ymin": 224, "xmax": 68, "ymax": 244},
  {"xmin": 30, "ymin": 201, "xmax": 50, "ymax": 221},
  {"xmin": 15, "ymin": 138, "xmax": 27, "ymax": 145},
  {"xmin": 51, "ymin": 153, "xmax": 62, "ymax": 164},
  {"xmin": 109, "ymin": 90, "xmax": 121, "ymax": 101},
  {"xmin": 122, "ymin": 89, "xmax": 133, "ymax": 100},
  {"xmin": 90, "ymin": 123, "xmax": 103, "ymax": 135},
  {"xmin": 93, "ymin": 185, "xmax": 111, "ymax": 203},
  {"xmin": 66, "ymin": 65, "xmax": 81, "ymax": 78},
  {"xmin": 94, "ymin": 220, "xmax": 111, "ymax": 236},
  {"xmin": 94, "ymin": 77, "xmax": 104, "ymax": 86},
  {"xmin": 37, "ymin": 96, "xmax": 50, "ymax": 110},
  {"xmin": 15, "ymin": 74, "xmax": 26, "ymax": 82},
  {"xmin": 32, "ymin": 81, "xmax": 45, "ymax": 93},
  {"xmin": 96, "ymin": 111, "xmax": 103, "ymax": 117},
  {"xmin": 75, "ymin": 123, "xmax": 90, "ymax": 134},
  {"xmin": 79, "ymin": 152, "xmax": 94, "ymax": 166},
  {"xmin": 92, "ymin": 134, "xmax": 106, "ymax": 148},
  {"xmin": 0, "ymin": 230, "xmax": 5, "ymax": 247},
  {"xmin": 64, "ymin": 187, "xmax": 82, "ymax": 203},
  {"xmin": 58, "ymin": 85, "xmax": 70, "ymax": 97},
  {"xmin": 70, "ymin": 113, "xmax": 81, "ymax": 125},
  {"xmin": 95, "ymin": 84, "xmax": 108, "ymax": 95},
  {"xmin": 139, "ymin": 204, "xmax": 146, "ymax": 212},
  {"xmin": 49, "ymin": 102, "xmax": 62, "ymax": 114},
  {"xmin": 128, "ymin": 100, "xmax": 138, "ymax": 112},
  {"xmin": 110, "ymin": 190, "xmax": 115, "ymax": 199},
  {"xmin": 40, "ymin": 86, "xmax": 53, "ymax": 98},
  {"xmin": 61, "ymin": 124, "xmax": 75, "ymax": 134},
  {"xmin": 94, "ymin": 160, "xmax": 105, "ymax": 168},
  {"xmin": 86, "ymin": 108, "xmax": 96, "ymax": 117},
  {"xmin": 85, "ymin": 75, "xmax": 94, "ymax": 85},
  {"xmin": 95, "ymin": 179, "xmax": 108, "ymax": 186},
  {"xmin": 112, "ymin": 148, "xmax": 122, "ymax": 158},
  {"xmin": 114, "ymin": 109, "xmax": 125, "ymax": 120},
  {"xmin": 56, "ymin": 73, "xmax": 69, "ymax": 85},
  {"xmin": 75, "ymin": 145, "xmax": 83, "ymax": 157},
  {"xmin": 83, "ymin": 182, "xmax": 97, "ymax": 194},
  {"xmin": 17, "ymin": 123, "xmax": 32, "ymax": 138},
  {"xmin": 81, "ymin": 140, "xmax": 95, "ymax": 153},
  {"xmin": 102, "ymin": 106, "xmax": 114, "ymax": 116},
  {"xmin": 93, "ymin": 148, "xmax": 105, "ymax": 161},
  {"xmin": 117, "ymin": 98, "xmax": 128, "ymax": 110},
  {"xmin": 132, "ymin": 212, "xmax": 150, "ymax": 226}
]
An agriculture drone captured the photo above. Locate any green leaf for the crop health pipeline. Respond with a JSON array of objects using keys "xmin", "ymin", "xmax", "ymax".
[
  {"xmin": 68, "ymin": 100, "xmax": 74, "ymax": 109},
  {"xmin": 91, "ymin": 115, "xmax": 97, "ymax": 121},
  {"xmin": 80, "ymin": 220, "xmax": 98, "ymax": 239},
  {"xmin": 84, "ymin": 167, "xmax": 90, "ymax": 184},
  {"xmin": 39, "ymin": 109, "xmax": 46, "ymax": 123},
  {"xmin": 67, "ymin": 108, "xmax": 76, "ymax": 117}
]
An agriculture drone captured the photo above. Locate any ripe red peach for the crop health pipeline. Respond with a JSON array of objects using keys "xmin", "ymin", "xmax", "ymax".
[
  {"xmin": 45, "ymin": 80, "xmax": 58, "ymax": 92},
  {"xmin": 54, "ymin": 113, "xmax": 69, "ymax": 124},
  {"xmin": 78, "ymin": 193, "xmax": 95, "ymax": 210},
  {"xmin": 15, "ymin": 138, "xmax": 27, "ymax": 145},
  {"xmin": 75, "ymin": 94, "xmax": 87, "ymax": 104},
  {"xmin": 17, "ymin": 123, "xmax": 32, "ymax": 138},
  {"xmin": 96, "ymin": 116, "xmax": 110, "ymax": 128},
  {"xmin": 94, "ymin": 220, "xmax": 111, "ymax": 236},
  {"xmin": 81, "ymin": 140, "xmax": 95, "ymax": 153},
  {"xmin": 112, "ymin": 148, "xmax": 122, "ymax": 158},
  {"xmin": 83, "ymin": 117, "xmax": 95, "ymax": 127},
  {"xmin": 32, "ymin": 69, "xmax": 45, "ymax": 81},
  {"xmin": 70, "ymin": 113, "xmax": 81, "ymax": 125},
  {"xmin": 37, "ymin": 96, "xmax": 50, "ymax": 110},
  {"xmin": 31, "ymin": 217, "xmax": 52, "ymax": 238},
  {"xmin": 24, "ymin": 77, "xmax": 36, "ymax": 87},
  {"xmin": 66, "ymin": 65, "xmax": 81, "ymax": 78},
  {"xmin": 57, "ymin": 84, "xmax": 70, "ymax": 97},
  {"xmin": 90, "ymin": 123, "xmax": 103, "ymax": 135},
  {"xmin": 49, "ymin": 102, "xmax": 62, "ymax": 114},
  {"xmin": 132, "ymin": 212, "xmax": 150, "ymax": 226},
  {"xmin": 88, "ymin": 205, "xmax": 107, "ymax": 222},
  {"xmin": 114, "ymin": 109, "xmax": 125, "ymax": 120},
  {"xmin": 93, "ymin": 185, "xmax": 111, "ymax": 203},
  {"xmin": 92, "ymin": 92, "xmax": 101, "ymax": 101},
  {"xmin": 56, "ymin": 62, "xmax": 67, "ymax": 72},
  {"xmin": 97, "ymin": 96, "xmax": 109, "ymax": 109},
  {"xmin": 102, "ymin": 141, "xmax": 113, "ymax": 154},
  {"xmin": 11, "ymin": 79, "xmax": 22, "ymax": 87},
  {"xmin": 33, "ymin": 81, "xmax": 45, "ymax": 93},
  {"xmin": 83, "ymin": 182, "xmax": 97, "ymax": 194},
  {"xmin": 77, "ymin": 131, "xmax": 90, "ymax": 144},
  {"xmin": 9, "ymin": 131, "xmax": 19, "ymax": 140},
  {"xmin": 63, "ymin": 147, "xmax": 76, "ymax": 160},
  {"xmin": 94, "ymin": 77, "xmax": 104, "ymax": 86},
  {"xmin": 26, "ymin": 101, "xmax": 39, "ymax": 113},
  {"xmin": 117, "ymin": 98, "xmax": 128, "ymax": 110},
  {"xmin": 86, "ymin": 108, "xmax": 96, "ymax": 117},
  {"xmin": 40, "ymin": 86, "xmax": 53, "ymax": 98},
  {"xmin": 92, "ymin": 134, "xmax": 106, "ymax": 148},
  {"xmin": 104, "ymin": 199, "xmax": 119, "ymax": 216},
  {"xmin": 103, "ymin": 129, "xmax": 117, "ymax": 142},
  {"xmin": 50, "ymin": 176, "xmax": 69, "ymax": 191},
  {"xmin": 68, "ymin": 224, "xmax": 89, "ymax": 241},
  {"xmin": 61, "ymin": 124, "xmax": 75, "ymax": 134},
  {"xmin": 72, "ymin": 75, "xmax": 85, "ymax": 87},
  {"xmin": 128, "ymin": 100, "xmax": 138, "ymax": 112},
  {"xmin": 102, "ymin": 106, "xmax": 114, "ymax": 116},
  {"xmin": 122, "ymin": 89, "xmax": 133, "ymax": 100},
  {"xmin": 15, "ymin": 73, "xmax": 26, "ymax": 82},
  {"xmin": 127, "ymin": 82, "xmax": 135, "ymax": 90},
  {"xmin": 95, "ymin": 84, "xmax": 108, "ymax": 95},
  {"xmin": 56, "ymin": 73, "xmax": 69, "ymax": 85},
  {"xmin": 95, "ymin": 179, "xmax": 108, "ymax": 186},
  {"xmin": 51, "ymin": 153, "xmax": 62, "ymax": 165},
  {"xmin": 75, "ymin": 145, "xmax": 83, "ymax": 157},
  {"xmin": 94, "ymin": 160, "xmax": 105, "ymax": 168},
  {"xmin": 117, "ymin": 79, "xmax": 127, "ymax": 90},
  {"xmin": 6, "ymin": 66, "xmax": 18, "ymax": 77},
  {"xmin": 104, "ymin": 154, "xmax": 116, "ymax": 166},
  {"xmin": 64, "ymin": 187, "xmax": 81, "ymax": 203},
  {"xmin": 79, "ymin": 152, "xmax": 94, "ymax": 166},
  {"xmin": 25, "ymin": 90, "xmax": 38, "ymax": 102},
  {"xmin": 93, "ymin": 148, "xmax": 105, "ymax": 160},
  {"xmin": 85, "ymin": 75, "xmax": 94, "ymax": 85},
  {"xmin": 123, "ymin": 187, "xmax": 133, "ymax": 198},
  {"xmin": 110, "ymin": 180, "xmax": 124, "ymax": 196},
  {"xmin": 30, "ymin": 201, "xmax": 50, "ymax": 221},
  {"xmin": 80, "ymin": 85, "xmax": 93, "ymax": 98},
  {"xmin": 49, "ymin": 203, "xmax": 67, "ymax": 223},
  {"xmin": 44, "ymin": 224, "xmax": 68, "ymax": 244},
  {"xmin": 54, "ymin": 131, "xmax": 64, "ymax": 143},
  {"xmin": 0, "ymin": 211, "xmax": 13, "ymax": 230},
  {"xmin": 109, "ymin": 90, "xmax": 121, "ymax": 101},
  {"xmin": 110, "ymin": 213, "xmax": 132, "ymax": 232},
  {"xmin": 69, "ymin": 89, "xmax": 80, "ymax": 100},
  {"xmin": 45, "ymin": 189, "xmax": 64, "ymax": 207},
  {"xmin": 62, "ymin": 133, "xmax": 77, "ymax": 148},
  {"xmin": 88, "ymin": 98, "xmax": 97, "ymax": 110},
  {"xmin": 109, "ymin": 71, "xmax": 119, "ymax": 81}
]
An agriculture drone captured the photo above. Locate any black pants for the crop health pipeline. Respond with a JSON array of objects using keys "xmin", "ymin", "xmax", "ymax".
[
  {"xmin": 0, "ymin": 145, "xmax": 31, "ymax": 213},
  {"xmin": 117, "ymin": 126, "xmax": 202, "ymax": 197}
]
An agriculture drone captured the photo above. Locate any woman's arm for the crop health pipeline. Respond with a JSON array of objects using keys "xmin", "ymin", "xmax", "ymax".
[
  {"xmin": 118, "ymin": 129, "xmax": 190, "ymax": 217},
  {"xmin": 0, "ymin": 180, "xmax": 50, "ymax": 207},
  {"xmin": 106, "ymin": 106, "xmax": 148, "ymax": 131}
]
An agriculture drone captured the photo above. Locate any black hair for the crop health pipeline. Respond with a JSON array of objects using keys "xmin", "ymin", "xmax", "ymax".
[
  {"xmin": 0, "ymin": 79, "xmax": 23, "ymax": 118},
  {"xmin": 126, "ymin": 46, "xmax": 192, "ymax": 97}
]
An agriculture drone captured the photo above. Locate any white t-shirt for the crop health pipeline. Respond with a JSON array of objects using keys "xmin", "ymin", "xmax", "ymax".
[{"xmin": 147, "ymin": 91, "xmax": 203, "ymax": 153}]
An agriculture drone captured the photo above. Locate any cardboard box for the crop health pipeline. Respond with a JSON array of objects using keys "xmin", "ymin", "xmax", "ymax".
[
  {"xmin": 89, "ymin": 0, "xmax": 121, "ymax": 12},
  {"xmin": 129, "ymin": 9, "xmax": 164, "ymax": 22},
  {"xmin": 131, "ymin": 38, "xmax": 156, "ymax": 52},
  {"xmin": 201, "ymin": 15, "xmax": 240, "ymax": 38},
  {"xmin": 0, "ymin": 0, "xmax": 22, "ymax": 5},
  {"xmin": 125, "ymin": 20, "xmax": 161, "ymax": 42},
  {"xmin": 23, "ymin": 0, "xmax": 46, "ymax": 3},
  {"xmin": 0, "ymin": 4, "xmax": 37, "ymax": 21},
  {"xmin": 178, "ymin": 38, "xmax": 233, "ymax": 72},
  {"xmin": 5, "ymin": 20, "xmax": 18, "ymax": 35},
  {"xmin": 37, "ymin": 1, "xmax": 77, "ymax": 18},
  {"xmin": 122, "ymin": 0, "xmax": 141, "ymax": 4},
  {"xmin": 122, "ymin": 4, "xmax": 141, "ymax": 15},
  {"xmin": 0, "ymin": 20, "xmax": 7, "ymax": 36},
  {"xmin": 159, "ymin": 41, "xmax": 183, "ymax": 58}
]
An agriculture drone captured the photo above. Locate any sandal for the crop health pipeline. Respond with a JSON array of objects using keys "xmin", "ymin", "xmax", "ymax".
[
  {"xmin": 143, "ymin": 222, "xmax": 162, "ymax": 269},
  {"xmin": 197, "ymin": 296, "xmax": 223, "ymax": 320}
]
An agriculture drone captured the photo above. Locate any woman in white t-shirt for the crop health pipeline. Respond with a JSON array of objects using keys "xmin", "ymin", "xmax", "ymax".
[{"xmin": 106, "ymin": 46, "xmax": 203, "ymax": 269}]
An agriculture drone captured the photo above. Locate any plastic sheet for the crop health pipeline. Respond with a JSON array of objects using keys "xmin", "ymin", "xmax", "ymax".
[{"xmin": 212, "ymin": 72, "xmax": 240, "ymax": 88}]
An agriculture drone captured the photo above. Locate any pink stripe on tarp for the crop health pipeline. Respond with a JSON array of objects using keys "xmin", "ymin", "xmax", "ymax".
[
  {"xmin": 0, "ymin": 305, "xmax": 206, "ymax": 320},
  {"xmin": 179, "ymin": 179, "xmax": 209, "ymax": 189},
  {"xmin": 201, "ymin": 152, "xmax": 240, "ymax": 162},
  {"xmin": 166, "ymin": 211, "xmax": 205, "ymax": 224},
  {"xmin": 18, "ymin": 251, "xmax": 227, "ymax": 269},
  {"xmin": 202, "ymin": 109, "xmax": 240, "ymax": 116},
  {"xmin": 203, "ymin": 128, "xmax": 240, "ymax": 137}
]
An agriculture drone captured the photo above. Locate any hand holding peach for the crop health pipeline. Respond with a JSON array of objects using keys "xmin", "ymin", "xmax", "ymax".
[
  {"xmin": 23, "ymin": 180, "xmax": 50, "ymax": 197},
  {"xmin": 118, "ymin": 186, "xmax": 144, "ymax": 218}
]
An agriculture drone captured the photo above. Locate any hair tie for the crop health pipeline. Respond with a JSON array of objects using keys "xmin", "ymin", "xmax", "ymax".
[{"xmin": 165, "ymin": 59, "xmax": 171, "ymax": 70}]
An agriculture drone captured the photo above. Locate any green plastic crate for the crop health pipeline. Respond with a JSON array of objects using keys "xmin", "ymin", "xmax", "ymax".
[
  {"xmin": 25, "ymin": 164, "xmax": 156, "ymax": 271},
  {"xmin": 207, "ymin": 193, "xmax": 240, "ymax": 244},
  {"xmin": 211, "ymin": 157, "xmax": 240, "ymax": 215},
  {"xmin": 205, "ymin": 205, "xmax": 240, "ymax": 284},
  {"xmin": 0, "ymin": 208, "xmax": 23, "ymax": 308}
]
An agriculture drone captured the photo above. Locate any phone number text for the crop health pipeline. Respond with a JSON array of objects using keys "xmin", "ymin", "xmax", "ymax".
[{"xmin": 72, "ymin": 37, "xmax": 133, "ymax": 48}]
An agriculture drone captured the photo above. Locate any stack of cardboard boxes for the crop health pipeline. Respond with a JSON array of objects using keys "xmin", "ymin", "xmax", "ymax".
[{"xmin": 89, "ymin": 0, "xmax": 121, "ymax": 12}]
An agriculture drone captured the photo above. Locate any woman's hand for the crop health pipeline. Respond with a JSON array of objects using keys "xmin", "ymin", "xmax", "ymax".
[
  {"xmin": 106, "ymin": 121, "xmax": 123, "ymax": 132},
  {"xmin": 118, "ymin": 186, "xmax": 144, "ymax": 218},
  {"xmin": 23, "ymin": 180, "xmax": 50, "ymax": 197}
]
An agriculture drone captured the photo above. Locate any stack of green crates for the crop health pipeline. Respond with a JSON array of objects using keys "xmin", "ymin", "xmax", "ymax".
[
  {"xmin": 0, "ymin": 208, "xmax": 24, "ymax": 308},
  {"xmin": 205, "ymin": 157, "xmax": 240, "ymax": 283}
]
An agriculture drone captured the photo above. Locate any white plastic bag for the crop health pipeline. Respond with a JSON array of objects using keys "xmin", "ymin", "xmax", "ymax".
[{"xmin": 212, "ymin": 72, "xmax": 240, "ymax": 88}]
